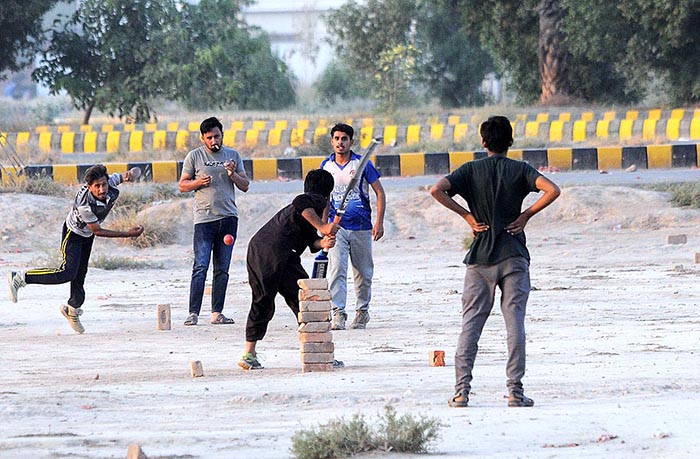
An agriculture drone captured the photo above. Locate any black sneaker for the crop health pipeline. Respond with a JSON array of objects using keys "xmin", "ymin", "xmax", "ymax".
[{"xmin": 508, "ymin": 394, "xmax": 534, "ymax": 407}]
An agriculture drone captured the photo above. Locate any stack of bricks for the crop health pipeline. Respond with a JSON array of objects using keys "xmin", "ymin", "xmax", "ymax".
[{"xmin": 297, "ymin": 278, "xmax": 335, "ymax": 372}]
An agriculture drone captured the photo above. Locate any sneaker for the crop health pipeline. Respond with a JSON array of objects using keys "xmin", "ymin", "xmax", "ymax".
[
  {"xmin": 508, "ymin": 393, "xmax": 535, "ymax": 407},
  {"xmin": 331, "ymin": 311, "xmax": 347, "ymax": 330},
  {"xmin": 7, "ymin": 271, "xmax": 26, "ymax": 303},
  {"xmin": 349, "ymin": 310, "xmax": 370, "ymax": 329},
  {"xmin": 448, "ymin": 390, "xmax": 469, "ymax": 408},
  {"xmin": 60, "ymin": 305, "xmax": 85, "ymax": 334},
  {"xmin": 184, "ymin": 313, "xmax": 198, "ymax": 326},
  {"xmin": 238, "ymin": 353, "xmax": 263, "ymax": 371}
]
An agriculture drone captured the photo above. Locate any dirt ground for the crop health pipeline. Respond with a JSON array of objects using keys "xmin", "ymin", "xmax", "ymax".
[{"xmin": 1, "ymin": 176, "xmax": 700, "ymax": 458}]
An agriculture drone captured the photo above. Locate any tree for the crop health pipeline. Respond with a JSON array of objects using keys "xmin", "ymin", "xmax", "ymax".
[
  {"xmin": 375, "ymin": 44, "xmax": 420, "ymax": 112},
  {"xmin": 414, "ymin": 0, "xmax": 493, "ymax": 107},
  {"xmin": 169, "ymin": 0, "xmax": 296, "ymax": 111},
  {"xmin": 619, "ymin": 0, "xmax": 700, "ymax": 104},
  {"xmin": 0, "ymin": 0, "xmax": 62, "ymax": 79},
  {"xmin": 34, "ymin": 0, "xmax": 178, "ymax": 123}
]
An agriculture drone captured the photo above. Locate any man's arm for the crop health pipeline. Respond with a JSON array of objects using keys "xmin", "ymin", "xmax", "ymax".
[
  {"xmin": 505, "ymin": 175, "xmax": 561, "ymax": 235},
  {"xmin": 178, "ymin": 171, "xmax": 211, "ymax": 192},
  {"xmin": 301, "ymin": 208, "xmax": 339, "ymax": 236},
  {"xmin": 224, "ymin": 160, "xmax": 250, "ymax": 192},
  {"xmin": 370, "ymin": 179, "xmax": 385, "ymax": 241},
  {"xmin": 87, "ymin": 222, "xmax": 144, "ymax": 238},
  {"xmin": 429, "ymin": 177, "xmax": 489, "ymax": 233}
]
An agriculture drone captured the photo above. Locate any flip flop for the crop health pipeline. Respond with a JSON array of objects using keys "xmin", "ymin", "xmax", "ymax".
[
  {"xmin": 211, "ymin": 313, "xmax": 235, "ymax": 324},
  {"xmin": 184, "ymin": 313, "xmax": 198, "ymax": 326}
]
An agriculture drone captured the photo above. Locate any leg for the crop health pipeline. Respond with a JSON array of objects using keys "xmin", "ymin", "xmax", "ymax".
[
  {"xmin": 67, "ymin": 233, "xmax": 94, "ymax": 308},
  {"xmin": 328, "ymin": 228, "xmax": 350, "ymax": 329},
  {"xmin": 498, "ymin": 257, "xmax": 531, "ymax": 399},
  {"xmin": 211, "ymin": 216, "xmax": 238, "ymax": 319},
  {"xmin": 188, "ymin": 221, "xmax": 215, "ymax": 317},
  {"xmin": 244, "ymin": 255, "xmax": 279, "ymax": 344},
  {"xmin": 348, "ymin": 230, "xmax": 373, "ymax": 329},
  {"xmin": 25, "ymin": 225, "xmax": 85, "ymax": 287},
  {"xmin": 454, "ymin": 264, "xmax": 497, "ymax": 398},
  {"xmin": 279, "ymin": 261, "xmax": 309, "ymax": 319}
]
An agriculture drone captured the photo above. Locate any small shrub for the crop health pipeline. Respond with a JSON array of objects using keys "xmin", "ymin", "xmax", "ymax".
[
  {"xmin": 90, "ymin": 254, "xmax": 163, "ymax": 270},
  {"xmin": 290, "ymin": 405, "xmax": 443, "ymax": 459},
  {"xmin": 646, "ymin": 182, "xmax": 700, "ymax": 209},
  {"xmin": 108, "ymin": 209, "xmax": 178, "ymax": 248},
  {"xmin": 0, "ymin": 174, "xmax": 71, "ymax": 197}
]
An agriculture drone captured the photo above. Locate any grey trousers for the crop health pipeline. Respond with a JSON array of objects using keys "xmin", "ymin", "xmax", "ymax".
[
  {"xmin": 454, "ymin": 256, "xmax": 531, "ymax": 397},
  {"xmin": 328, "ymin": 228, "xmax": 374, "ymax": 313}
]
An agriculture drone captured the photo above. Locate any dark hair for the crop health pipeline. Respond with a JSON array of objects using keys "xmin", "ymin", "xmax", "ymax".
[
  {"xmin": 330, "ymin": 123, "xmax": 354, "ymax": 140},
  {"xmin": 200, "ymin": 117, "xmax": 223, "ymax": 135},
  {"xmin": 480, "ymin": 116, "xmax": 513, "ymax": 154},
  {"xmin": 304, "ymin": 169, "xmax": 335, "ymax": 198},
  {"xmin": 84, "ymin": 164, "xmax": 108, "ymax": 185}
]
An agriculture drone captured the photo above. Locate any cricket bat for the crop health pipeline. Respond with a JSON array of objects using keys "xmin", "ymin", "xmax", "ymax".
[{"xmin": 312, "ymin": 136, "xmax": 383, "ymax": 278}]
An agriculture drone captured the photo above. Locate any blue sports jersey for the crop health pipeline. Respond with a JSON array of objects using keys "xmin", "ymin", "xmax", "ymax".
[{"xmin": 321, "ymin": 152, "xmax": 381, "ymax": 231}]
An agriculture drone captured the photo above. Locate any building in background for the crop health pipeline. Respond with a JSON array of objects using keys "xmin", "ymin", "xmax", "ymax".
[{"xmin": 242, "ymin": 0, "xmax": 345, "ymax": 85}]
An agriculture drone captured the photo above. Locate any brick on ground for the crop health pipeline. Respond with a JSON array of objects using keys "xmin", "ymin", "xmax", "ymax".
[
  {"xmin": 666, "ymin": 234, "xmax": 687, "ymax": 244},
  {"xmin": 190, "ymin": 360, "xmax": 204, "ymax": 378},
  {"xmin": 302, "ymin": 363, "xmax": 334, "ymax": 373}
]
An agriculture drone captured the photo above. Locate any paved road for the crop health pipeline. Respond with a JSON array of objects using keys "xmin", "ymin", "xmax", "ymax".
[{"xmin": 251, "ymin": 168, "xmax": 700, "ymax": 194}]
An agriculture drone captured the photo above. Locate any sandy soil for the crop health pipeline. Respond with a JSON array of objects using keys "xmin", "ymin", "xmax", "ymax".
[{"xmin": 1, "ymin": 177, "xmax": 700, "ymax": 458}]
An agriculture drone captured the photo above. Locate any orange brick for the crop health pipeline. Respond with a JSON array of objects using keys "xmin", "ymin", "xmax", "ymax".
[
  {"xmin": 298, "ymin": 311, "xmax": 330, "ymax": 323},
  {"xmin": 430, "ymin": 350, "xmax": 445, "ymax": 367},
  {"xmin": 299, "ymin": 289, "xmax": 331, "ymax": 301},
  {"xmin": 190, "ymin": 360, "xmax": 204, "ymax": 377},
  {"xmin": 299, "ymin": 332, "xmax": 333, "ymax": 343},
  {"xmin": 298, "ymin": 322, "xmax": 331, "ymax": 333},
  {"xmin": 301, "ymin": 342, "xmax": 334, "ymax": 353},
  {"xmin": 299, "ymin": 300, "xmax": 331, "ymax": 312},
  {"xmin": 302, "ymin": 363, "xmax": 333, "ymax": 372},
  {"xmin": 297, "ymin": 278, "xmax": 329, "ymax": 290},
  {"xmin": 301, "ymin": 352, "xmax": 334, "ymax": 364}
]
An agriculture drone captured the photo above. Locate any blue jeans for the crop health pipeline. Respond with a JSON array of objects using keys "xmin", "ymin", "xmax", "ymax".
[{"xmin": 189, "ymin": 216, "xmax": 238, "ymax": 315}]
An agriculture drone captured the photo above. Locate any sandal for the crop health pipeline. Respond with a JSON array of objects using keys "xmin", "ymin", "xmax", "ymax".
[
  {"xmin": 184, "ymin": 313, "xmax": 198, "ymax": 326},
  {"xmin": 211, "ymin": 313, "xmax": 235, "ymax": 324}
]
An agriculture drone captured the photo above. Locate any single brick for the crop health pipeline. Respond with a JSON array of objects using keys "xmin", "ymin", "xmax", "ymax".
[
  {"xmin": 299, "ymin": 300, "xmax": 332, "ymax": 312},
  {"xmin": 298, "ymin": 311, "xmax": 330, "ymax": 323},
  {"xmin": 667, "ymin": 234, "xmax": 687, "ymax": 244},
  {"xmin": 298, "ymin": 322, "xmax": 331, "ymax": 333},
  {"xmin": 301, "ymin": 342, "xmax": 335, "ymax": 353},
  {"xmin": 301, "ymin": 352, "xmax": 335, "ymax": 364},
  {"xmin": 297, "ymin": 278, "xmax": 329, "ymax": 290},
  {"xmin": 298, "ymin": 289, "xmax": 332, "ymax": 301},
  {"xmin": 190, "ymin": 360, "xmax": 204, "ymax": 378},
  {"xmin": 302, "ymin": 363, "xmax": 333, "ymax": 373},
  {"xmin": 429, "ymin": 350, "xmax": 446, "ymax": 367},
  {"xmin": 298, "ymin": 332, "xmax": 333, "ymax": 343},
  {"xmin": 157, "ymin": 303, "xmax": 171, "ymax": 331},
  {"xmin": 694, "ymin": 253, "xmax": 700, "ymax": 264}
]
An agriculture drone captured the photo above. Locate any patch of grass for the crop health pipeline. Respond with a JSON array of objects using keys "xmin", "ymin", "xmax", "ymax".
[
  {"xmin": 0, "ymin": 174, "xmax": 71, "ymax": 197},
  {"xmin": 645, "ymin": 182, "xmax": 700, "ymax": 209},
  {"xmin": 117, "ymin": 183, "xmax": 181, "ymax": 210},
  {"xmin": 108, "ymin": 209, "xmax": 179, "ymax": 248},
  {"xmin": 290, "ymin": 405, "xmax": 442, "ymax": 459},
  {"xmin": 90, "ymin": 254, "xmax": 163, "ymax": 270},
  {"xmin": 462, "ymin": 235, "xmax": 474, "ymax": 250}
]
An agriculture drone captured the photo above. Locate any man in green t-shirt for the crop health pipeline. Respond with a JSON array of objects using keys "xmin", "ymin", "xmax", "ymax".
[{"xmin": 430, "ymin": 116, "xmax": 560, "ymax": 408}]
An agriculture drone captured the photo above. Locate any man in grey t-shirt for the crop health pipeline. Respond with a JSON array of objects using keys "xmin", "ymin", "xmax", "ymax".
[{"xmin": 179, "ymin": 117, "xmax": 250, "ymax": 326}]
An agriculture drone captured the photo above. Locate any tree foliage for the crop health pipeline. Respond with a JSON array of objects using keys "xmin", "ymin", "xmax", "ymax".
[
  {"xmin": 170, "ymin": 0, "xmax": 296, "ymax": 111},
  {"xmin": 33, "ymin": 0, "xmax": 179, "ymax": 123},
  {"xmin": 0, "ymin": 0, "xmax": 62, "ymax": 78}
]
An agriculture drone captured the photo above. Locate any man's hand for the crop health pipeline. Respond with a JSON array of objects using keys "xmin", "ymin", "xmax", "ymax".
[
  {"xmin": 373, "ymin": 221, "xmax": 384, "ymax": 241},
  {"xmin": 224, "ymin": 160, "xmax": 237, "ymax": 177},
  {"xmin": 464, "ymin": 214, "xmax": 489, "ymax": 233},
  {"xmin": 320, "ymin": 222, "xmax": 339, "ymax": 237},
  {"xmin": 320, "ymin": 235, "xmax": 336, "ymax": 250},
  {"xmin": 197, "ymin": 174, "xmax": 212, "ymax": 188},
  {"xmin": 128, "ymin": 225, "xmax": 145, "ymax": 238}
]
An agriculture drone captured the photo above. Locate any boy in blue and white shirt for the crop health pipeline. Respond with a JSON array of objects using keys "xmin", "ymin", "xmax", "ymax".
[{"xmin": 321, "ymin": 123, "xmax": 386, "ymax": 330}]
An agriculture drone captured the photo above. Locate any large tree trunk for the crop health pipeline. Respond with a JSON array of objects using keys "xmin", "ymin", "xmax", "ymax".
[{"xmin": 538, "ymin": 0, "xmax": 571, "ymax": 104}]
